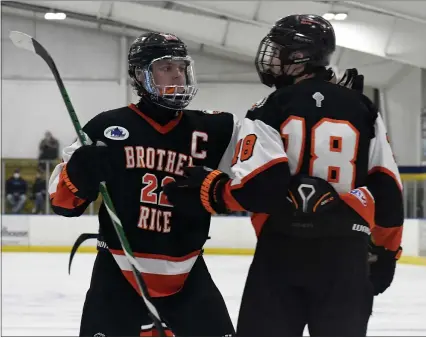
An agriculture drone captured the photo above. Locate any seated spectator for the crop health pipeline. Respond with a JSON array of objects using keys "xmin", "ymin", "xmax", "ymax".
[
  {"xmin": 31, "ymin": 170, "xmax": 47, "ymax": 214},
  {"xmin": 6, "ymin": 169, "xmax": 28, "ymax": 214},
  {"xmin": 38, "ymin": 131, "xmax": 59, "ymax": 171}
]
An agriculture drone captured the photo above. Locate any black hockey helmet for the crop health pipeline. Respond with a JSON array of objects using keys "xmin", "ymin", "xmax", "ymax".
[
  {"xmin": 255, "ymin": 14, "xmax": 336, "ymax": 88},
  {"xmin": 128, "ymin": 32, "xmax": 198, "ymax": 109}
]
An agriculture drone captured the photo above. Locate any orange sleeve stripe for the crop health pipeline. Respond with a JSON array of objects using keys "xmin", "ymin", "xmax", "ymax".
[
  {"xmin": 251, "ymin": 213, "xmax": 269, "ymax": 237},
  {"xmin": 222, "ymin": 181, "xmax": 245, "ymax": 211},
  {"xmin": 371, "ymin": 224, "xmax": 403, "ymax": 252},
  {"xmin": 223, "ymin": 157, "xmax": 288, "ymax": 211},
  {"xmin": 230, "ymin": 157, "xmax": 288, "ymax": 191},
  {"xmin": 340, "ymin": 187, "xmax": 375, "ymax": 229},
  {"xmin": 368, "ymin": 166, "xmax": 402, "ymax": 191},
  {"xmin": 140, "ymin": 328, "xmax": 174, "ymax": 337},
  {"xmin": 50, "ymin": 166, "xmax": 86, "ymax": 210}
]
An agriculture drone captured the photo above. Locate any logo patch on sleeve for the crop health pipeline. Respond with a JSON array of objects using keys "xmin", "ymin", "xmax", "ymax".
[
  {"xmin": 349, "ymin": 188, "xmax": 367, "ymax": 206},
  {"xmin": 104, "ymin": 126, "xmax": 129, "ymax": 140}
]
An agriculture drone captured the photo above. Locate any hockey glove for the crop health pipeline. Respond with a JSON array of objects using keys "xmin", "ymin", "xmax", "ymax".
[
  {"xmin": 368, "ymin": 241, "xmax": 402, "ymax": 295},
  {"xmin": 65, "ymin": 145, "xmax": 113, "ymax": 201},
  {"xmin": 287, "ymin": 176, "xmax": 375, "ymax": 228},
  {"xmin": 163, "ymin": 166, "xmax": 230, "ymax": 215},
  {"xmin": 338, "ymin": 68, "xmax": 364, "ymax": 93},
  {"xmin": 287, "ymin": 175, "xmax": 340, "ymax": 215}
]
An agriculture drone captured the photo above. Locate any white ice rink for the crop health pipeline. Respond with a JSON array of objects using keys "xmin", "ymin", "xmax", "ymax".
[{"xmin": 2, "ymin": 253, "xmax": 426, "ymax": 336}]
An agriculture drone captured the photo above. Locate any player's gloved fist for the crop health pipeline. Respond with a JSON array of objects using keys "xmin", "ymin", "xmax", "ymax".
[
  {"xmin": 337, "ymin": 68, "xmax": 364, "ymax": 93},
  {"xmin": 287, "ymin": 175, "xmax": 340, "ymax": 215},
  {"xmin": 287, "ymin": 175, "xmax": 375, "ymax": 228},
  {"xmin": 163, "ymin": 166, "xmax": 230, "ymax": 215},
  {"xmin": 368, "ymin": 241, "xmax": 402, "ymax": 295},
  {"xmin": 65, "ymin": 145, "xmax": 113, "ymax": 201}
]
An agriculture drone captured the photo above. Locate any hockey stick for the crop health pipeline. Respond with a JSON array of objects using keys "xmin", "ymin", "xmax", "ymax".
[{"xmin": 9, "ymin": 31, "xmax": 166, "ymax": 336}]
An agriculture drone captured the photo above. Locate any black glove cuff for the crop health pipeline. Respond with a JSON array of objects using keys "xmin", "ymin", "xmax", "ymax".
[
  {"xmin": 369, "ymin": 241, "xmax": 403, "ymax": 261},
  {"xmin": 200, "ymin": 170, "xmax": 229, "ymax": 214},
  {"xmin": 210, "ymin": 175, "xmax": 231, "ymax": 214},
  {"xmin": 65, "ymin": 163, "xmax": 99, "ymax": 201}
]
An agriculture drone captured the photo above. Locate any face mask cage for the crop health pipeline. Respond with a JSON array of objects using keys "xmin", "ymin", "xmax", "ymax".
[{"xmin": 134, "ymin": 55, "xmax": 198, "ymax": 109}]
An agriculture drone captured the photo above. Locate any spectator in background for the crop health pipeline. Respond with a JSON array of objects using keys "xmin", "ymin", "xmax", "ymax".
[
  {"xmin": 6, "ymin": 169, "xmax": 28, "ymax": 214},
  {"xmin": 31, "ymin": 170, "xmax": 47, "ymax": 214},
  {"xmin": 38, "ymin": 131, "xmax": 59, "ymax": 171}
]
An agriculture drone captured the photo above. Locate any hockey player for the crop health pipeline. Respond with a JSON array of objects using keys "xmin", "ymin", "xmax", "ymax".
[
  {"xmin": 164, "ymin": 15, "xmax": 404, "ymax": 336},
  {"xmin": 49, "ymin": 32, "xmax": 237, "ymax": 337}
]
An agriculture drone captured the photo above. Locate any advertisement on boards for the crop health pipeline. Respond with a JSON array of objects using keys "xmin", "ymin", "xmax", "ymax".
[{"xmin": 1, "ymin": 215, "xmax": 29, "ymax": 246}]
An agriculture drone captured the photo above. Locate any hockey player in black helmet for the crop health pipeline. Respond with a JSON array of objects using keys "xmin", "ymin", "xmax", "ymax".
[
  {"xmin": 49, "ymin": 31, "xmax": 237, "ymax": 336},
  {"xmin": 163, "ymin": 15, "xmax": 403, "ymax": 336},
  {"xmin": 128, "ymin": 32, "xmax": 198, "ymax": 110}
]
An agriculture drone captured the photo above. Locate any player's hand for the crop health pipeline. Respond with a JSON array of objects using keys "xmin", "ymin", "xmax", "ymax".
[
  {"xmin": 287, "ymin": 175, "xmax": 375, "ymax": 229},
  {"xmin": 368, "ymin": 241, "xmax": 402, "ymax": 295},
  {"xmin": 163, "ymin": 166, "xmax": 230, "ymax": 215},
  {"xmin": 287, "ymin": 175, "xmax": 340, "ymax": 215},
  {"xmin": 65, "ymin": 144, "xmax": 113, "ymax": 200},
  {"xmin": 337, "ymin": 68, "xmax": 364, "ymax": 93}
]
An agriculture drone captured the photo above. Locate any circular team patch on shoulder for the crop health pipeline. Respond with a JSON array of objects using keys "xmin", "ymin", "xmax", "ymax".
[{"xmin": 104, "ymin": 126, "xmax": 129, "ymax": 140}]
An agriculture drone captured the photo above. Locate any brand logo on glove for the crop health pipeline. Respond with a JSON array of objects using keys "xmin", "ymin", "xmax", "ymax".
[
  {"xmin": 350, "ymin": 188, "xmax": 367, "ymax": 206},
  {"xmin": 104, "ymin": 126, "xmax": 129, "ymax": 140}
]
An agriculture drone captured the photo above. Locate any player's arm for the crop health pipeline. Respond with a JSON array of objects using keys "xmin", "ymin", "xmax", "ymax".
[
  {"xmin": 49, "ymin": 136, "xmax": 93, "ymax": 217},
  {"xmin": 220, "ymin": 115, "xmax": 291, "ymax": 214},
  {"xmin": 164, "ymin": 102, "xmax": 291, "ymax": 215},
  {"xmin": 366, "ymin": 114, "xmax": 404, "ymax": 254},
  {"xmin": 217, "ymin": 113, "xmax": 241, "ymax": 177},
  {"xmin": 49, "ymin": 115, "xmax": 111, "ymax": 217}
]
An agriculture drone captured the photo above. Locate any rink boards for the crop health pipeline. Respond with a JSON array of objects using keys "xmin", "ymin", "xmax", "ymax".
[{"xmin": 1, "ymin": 215, "xmax": 426, "ymax": 265}]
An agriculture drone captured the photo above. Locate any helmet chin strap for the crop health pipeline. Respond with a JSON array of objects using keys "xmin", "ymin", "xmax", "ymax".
[
  {"xmin": 274, "ymin": 74, "xmax": 297, "ymax": 88},
  {"xmin": 273, "ymin": 65, "xmax": 330, "ymax": 88}
]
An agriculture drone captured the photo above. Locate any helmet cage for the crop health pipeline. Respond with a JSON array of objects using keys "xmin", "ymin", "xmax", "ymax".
[{"xmin": 134, "ymin": 55, "xmax": 198, "ymax": 109}]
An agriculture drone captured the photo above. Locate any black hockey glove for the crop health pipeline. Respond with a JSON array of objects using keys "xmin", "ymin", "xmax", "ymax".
[
  {"xmin": 287, "ymin": 175, "xmax": 340, "ymax": 215},
  {"xmin": 338, "ymin": 68, "xmax": 364, "ymax": 93},
  {"xmin": 65, "ymin": 145, "xmax": 113, "ymax": 201},
  {"xmin": 368, "ymin": 241, "xmax": 402, "ymax": 295},
  {"xmin": 287, "ymin": 175, "xmax": 375, "ymax": 230},
  {"xmin": 163, "ymin": 166, "xmax": 230, "ymax": 215}
]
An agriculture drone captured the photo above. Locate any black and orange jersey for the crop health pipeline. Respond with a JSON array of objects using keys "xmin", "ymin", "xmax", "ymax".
[
  {"xmin": 224, "ymin": 77, "xmax": 403, "ymax": 252},
  {"xmin": 49, "ymin": 102, "xmax": 238, "ymax": 297}
]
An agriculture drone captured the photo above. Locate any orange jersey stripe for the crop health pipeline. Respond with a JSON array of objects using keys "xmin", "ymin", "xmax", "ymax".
[
  {"xmin": 230, "ymin": 157, "xmax": 288, "ymax": 190},
  {"xmin": 371, "ymin": 224, "xmax": 403, "ymax": 252},
  {"xmin": 251, "ymin": 213, "xmax": 269, "ymax": 237},
  {"xmin": 122, "ymin": 270, "xmax": 190, "ymax": 298},
  {"xmin": 368, "ymin": 166, "xmax": 402, "ymax": 191}
]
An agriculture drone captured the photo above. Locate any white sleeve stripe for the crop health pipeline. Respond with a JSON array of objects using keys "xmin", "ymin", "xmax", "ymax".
[
  {"xmin": 230, "ymin": 118, "xmax": 287, "ymax": 186},
  {"xmin": 218, "ymin": 114, "xmax": 240, "ymax": 177},
  {"xmin": 368, "ymin": 114, "xmax": 402, "ymax": 189}
]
